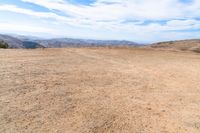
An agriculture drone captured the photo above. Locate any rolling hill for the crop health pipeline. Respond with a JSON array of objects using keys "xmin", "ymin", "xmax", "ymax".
[{"xmin": 149, "ymin": 39, "xmax": 200, "ymax": 53}]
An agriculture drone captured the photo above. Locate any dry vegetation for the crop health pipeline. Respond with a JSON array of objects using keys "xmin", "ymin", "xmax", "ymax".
[
  {"xmin": 0, "ymin": 47, "xmax": 200, "ymax": 133},
  {"xmin": 149, "ymin": 39, "xmax": 200, "ymax": 53}
]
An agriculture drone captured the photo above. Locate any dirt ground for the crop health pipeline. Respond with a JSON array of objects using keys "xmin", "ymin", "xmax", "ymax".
[{"xmin": 0, "ymin": 47, "xmax": 200, "ymax": 133}]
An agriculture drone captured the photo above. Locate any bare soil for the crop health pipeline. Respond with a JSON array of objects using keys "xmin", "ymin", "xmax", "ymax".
[{"xmin": 0, "ymin": 47, "xmax": 200, "ymax": 133}]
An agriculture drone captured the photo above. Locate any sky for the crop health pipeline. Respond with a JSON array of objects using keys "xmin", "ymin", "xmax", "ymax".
[{"xmin": 0, "ymin": 0, "xmax": 200, "ymax": 43}]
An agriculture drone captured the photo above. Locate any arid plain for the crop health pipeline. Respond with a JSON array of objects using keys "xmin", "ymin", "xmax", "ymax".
[{"xmin": 0, "ymin": 47, "xmax": 200, "ymax": 133}]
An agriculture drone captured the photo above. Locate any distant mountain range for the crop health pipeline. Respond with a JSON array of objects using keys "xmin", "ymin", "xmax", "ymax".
[
  {"xmin": 1, "ymin": 34, "xmax": 200, "ymax": 53},
  {"xmin": 0, "ymin": 34, "xmax": 140, "ymax": 48}
]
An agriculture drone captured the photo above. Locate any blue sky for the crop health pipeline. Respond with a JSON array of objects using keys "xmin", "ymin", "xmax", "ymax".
[{"xmin": 0, "ymin": 0, "xmax": 200, "ymax": 43}]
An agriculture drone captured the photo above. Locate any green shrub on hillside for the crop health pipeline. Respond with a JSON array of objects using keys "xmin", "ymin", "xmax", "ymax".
[{"xmin": 0, "ymin": 40, "xmax": 9, "ymax": 48}]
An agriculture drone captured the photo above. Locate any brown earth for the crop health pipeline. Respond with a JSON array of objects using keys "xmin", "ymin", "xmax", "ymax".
[{"xmin": 0, "ymin": 47, "xmax": 200, "ymax": 133}]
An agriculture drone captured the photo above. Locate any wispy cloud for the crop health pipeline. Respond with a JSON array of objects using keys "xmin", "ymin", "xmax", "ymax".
[
  {"xmin": 0, "ymin": 0, "xmax": 200, "ymax": 42},
  {"xmin": 20, "ymin": 0, "xmax": 200, "ymax": 20},
  {"xmin": 0, "ymin": 22, "xmax": 53, "ymax": 34},
  {"xmin": 0, "ymin": 4, "xmax": 72, "ymax": 23}
]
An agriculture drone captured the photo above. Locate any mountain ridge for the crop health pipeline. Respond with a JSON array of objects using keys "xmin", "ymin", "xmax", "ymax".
[{"xmin": 0, "ymin": 34, "xmax": 140, "ymax": 48}]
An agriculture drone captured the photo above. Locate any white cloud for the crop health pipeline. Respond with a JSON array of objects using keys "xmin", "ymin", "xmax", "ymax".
[
  {"xmin": 0, "ymin": 22, "xmax": 53, "ymax": 33},
  {"xmin": 21, "ymin": 0, "xmax": 200, "ymax": 21},
  {"xmin": 0, "ymin": 0, "xmax": 200, "ymax": 42},
  {"xmin": 0, "ymin": 5, "xmax": 71, "ymax": 22},
  {"xmin": 18, "ymin": 0, "xmax": 200, "ymax": 31}
]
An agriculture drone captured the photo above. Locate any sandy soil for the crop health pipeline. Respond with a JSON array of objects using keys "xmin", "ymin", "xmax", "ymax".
[{"xmin": 0, "ymin": 47, "xmax": 200, "ymax": 133}]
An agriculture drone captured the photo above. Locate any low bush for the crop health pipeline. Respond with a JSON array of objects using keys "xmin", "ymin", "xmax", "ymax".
[
  {"xmin": 0, "ymin": 41, "xmax": 9, "ymax": 49},
  {"xmin": 192, "ymin": 48, "xmax": 200, "ymax": 53}
]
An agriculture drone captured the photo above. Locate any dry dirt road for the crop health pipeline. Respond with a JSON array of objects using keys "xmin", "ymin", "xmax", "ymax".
[{"xmin": 0, "ymin": 47, "xmax": 200, "ymax": 133}]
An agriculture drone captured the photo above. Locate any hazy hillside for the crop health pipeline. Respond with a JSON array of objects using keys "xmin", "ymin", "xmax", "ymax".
[
  {"xmin": 149, "ymin": 39, "xmax": 200, "ymax": 53},
  {"xmin": 0, "ymin": 34, "xmax": 43, "ymax": 49},
  {"xmin": 0, "ymin": 34, "xmax": 24, "ymax": 48},
  {"xmin": 37, "ymin": 38, "xmax": 139, "ymax": 48},
  {"xmin": 22, "ymin": 41, "xmax": 45, "ymax": 49},
  {"xmin": 0, "ymin": 34, "xmax": 139, "ymax": 48}
]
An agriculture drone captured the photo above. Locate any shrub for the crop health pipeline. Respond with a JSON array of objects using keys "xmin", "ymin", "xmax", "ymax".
[
  {"xmin": 0, "ymin": 40, "xmax": 9, "ymax": 49},
  {"xmin": 192, "ymin": 48, "xmax": 200, "ymax": 53}
]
